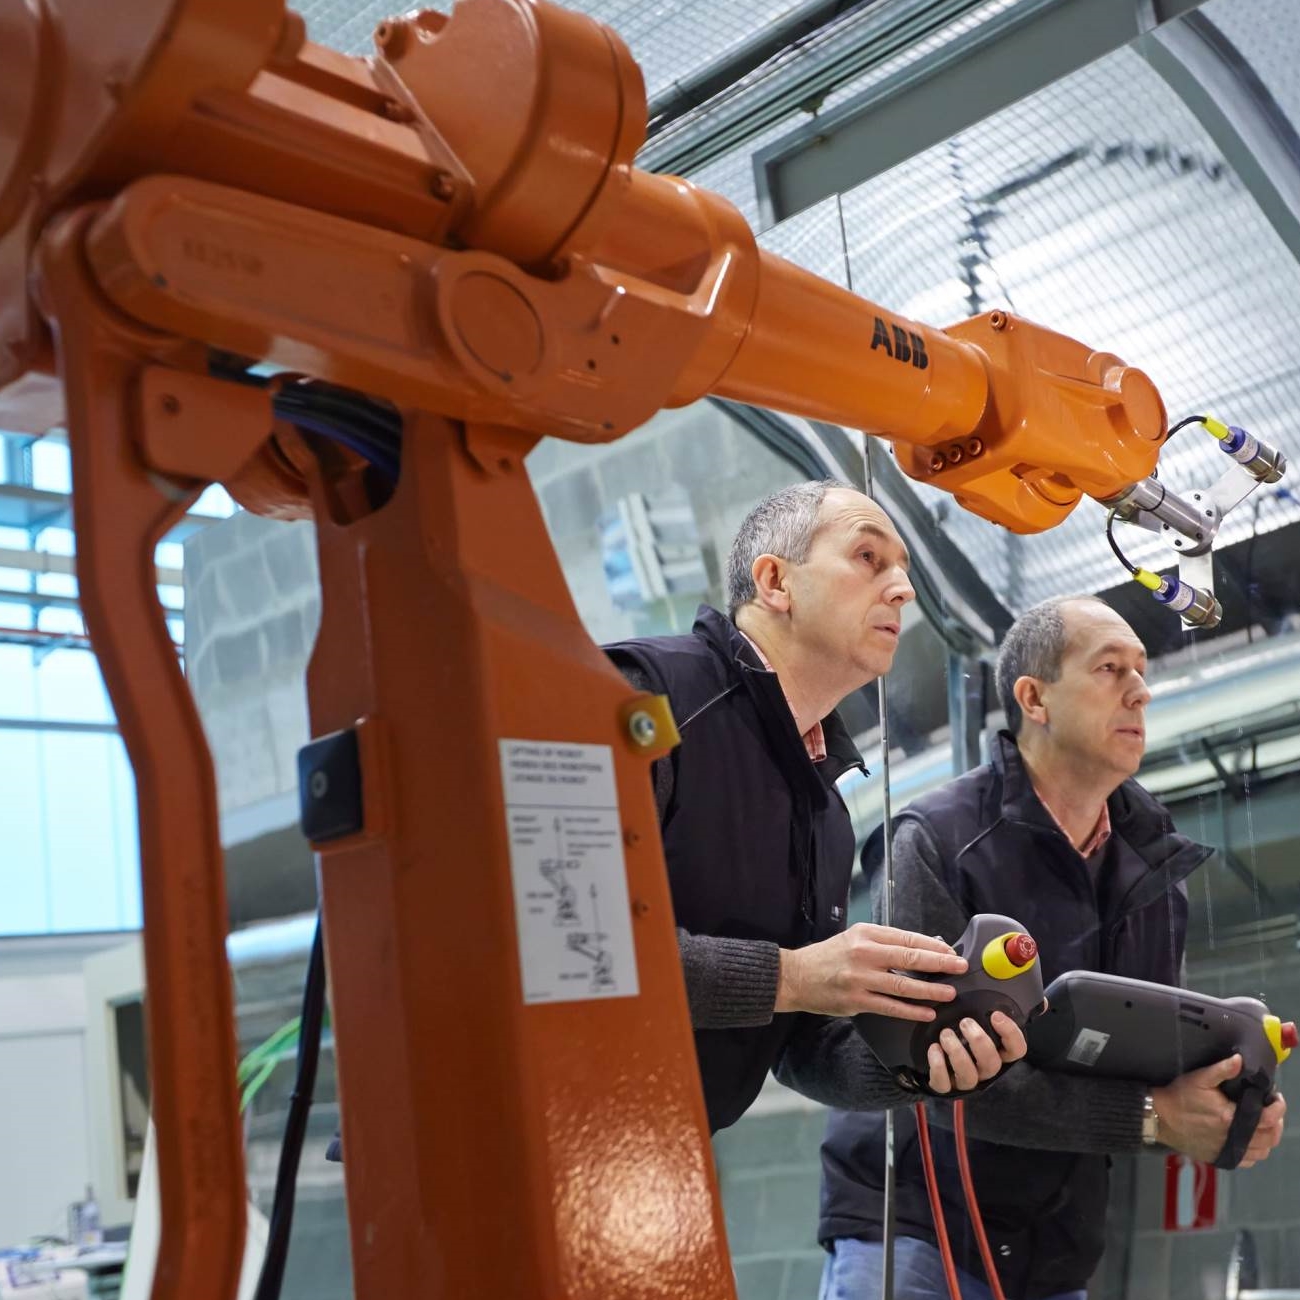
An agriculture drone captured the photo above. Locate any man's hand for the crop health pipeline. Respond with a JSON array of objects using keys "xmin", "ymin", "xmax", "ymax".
[
  {"xmin": 1240, "ymin": 1089, "xmax": 1287, "ymax": 1168},
  {"xmin": 925, "ymin": 1011, "xmax": 1027, "ymax": 1094},
  {"xmin": 775, "ymin": 923, "xmax": 967, "ymax": 1018},
  {"xmin": 1153, "ymin": 1055, "xmax": 1288, "ymax": 1166}
]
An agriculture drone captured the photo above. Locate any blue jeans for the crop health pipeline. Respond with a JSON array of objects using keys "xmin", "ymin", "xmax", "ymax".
[{"xmin": 818, "ymin": 1237, "xmax": 1087, "ymax": 1300}]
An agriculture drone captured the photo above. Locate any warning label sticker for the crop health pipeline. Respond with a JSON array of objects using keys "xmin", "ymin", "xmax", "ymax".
[
  {"xmin": 499, "ymin": 740, "xmax": 639, "ymax": 1004},
  {"xmin": 1066, "ymin": 1027, "xmax": 1111, "ymax": 1068}
]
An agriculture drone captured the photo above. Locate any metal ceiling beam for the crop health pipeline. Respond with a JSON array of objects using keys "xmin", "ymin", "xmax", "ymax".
[
  {"xmin": 645, "ymin": 0, "xmax": 868, "ymax": 137},
  {"xmin": 638, "ymin": 0, "xmax": 986, "ymax": 177},
  {"xmin": 754, "ymin": 0, "xmax": 1210, "ymax": 228},
  {"xmin": 0, "ymin": 625, "xmax": 93, "ymax": 650},
  {"xmin": 0, "ymin": 588, "xmax": 82, "ymax": 613},
  {"xmin": 1136, "ymin": 12, "xmax": 1300, "ymax": 266},
  {"xmin": 0, "ymin": 715, "xmax": 118, "ymax": 735}
]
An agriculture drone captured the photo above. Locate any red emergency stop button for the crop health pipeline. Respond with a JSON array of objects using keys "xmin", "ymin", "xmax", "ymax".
[
  {"xmin": 1283, "ymin": 1022, "xmax": 1298, "ymax": 1051},
  {"xmin": 982, "ymin": 931, "xmax": 1038, "ymax": 979},
  {"xmin": 1004, "ymin": 934, "xmax": 1037, "ymax": 966}
]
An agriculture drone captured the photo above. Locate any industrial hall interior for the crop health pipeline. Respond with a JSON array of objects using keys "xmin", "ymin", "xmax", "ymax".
[{"xmin": 4, "ymin": 0, "xmax": 1300, "ymax": 1299}]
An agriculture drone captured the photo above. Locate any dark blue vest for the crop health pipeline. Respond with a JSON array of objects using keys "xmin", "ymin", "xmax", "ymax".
[
  {"xmin": 819, "ymin": 733, "xmax": 1211, "ymax": 1299},
  {"xmin": 606, "ymin": 606, "xmax": 864, "ymax": 1131}
]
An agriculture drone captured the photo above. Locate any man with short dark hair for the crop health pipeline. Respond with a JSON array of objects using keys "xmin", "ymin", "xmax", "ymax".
[
  {"xmin": 605, "ymin": 480, "xmax": 1028, "ymax": 1133},
  {"xmin": 816, "ymin": 595, "xmax": 1287, "ymax": 1300}
]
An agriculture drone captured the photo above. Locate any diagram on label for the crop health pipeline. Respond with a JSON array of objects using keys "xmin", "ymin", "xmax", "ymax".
[
  {"xmin": 499, "ymin": 740, "xmax": 639, "ymax": 1004},
  {"xmin": 539, "ymin": 819, "xmax": 582, "ymax": 926},
  {"xmin": 563, "ymin": 882, "xmax": 618, "ymax": 989}
]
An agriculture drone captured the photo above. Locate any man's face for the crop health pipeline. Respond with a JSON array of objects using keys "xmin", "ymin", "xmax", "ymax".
[
  {"xmin": 783, "ymin": 489, "xmax": 916, "ymax": 682},
  {"xmin": 1036, "ymin": 602, "xmax": 1151, "ymax": 780}
]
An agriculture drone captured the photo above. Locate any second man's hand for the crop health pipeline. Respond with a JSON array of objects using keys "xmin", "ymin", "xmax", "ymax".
[
  {"xmin": 1153, "ymin": 1055, "xmax": 1288, "ymax": 1166},
  {"xmin": 775, "ymin": 923, "xmax": 967, "ymax": 1019},
  {"xmin": 925, "ymin": 1011, "xmax": 1027, "ymax": 1093}
]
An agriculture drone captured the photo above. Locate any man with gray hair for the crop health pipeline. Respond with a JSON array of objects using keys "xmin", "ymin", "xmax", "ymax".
[
  {"xmin": 604, "ymin": 480, "xmax": 1028, "ymax": 1135},
  {"xmin": 816, "ymin": 595, "xmax": 1287, "ymax": 1300}
]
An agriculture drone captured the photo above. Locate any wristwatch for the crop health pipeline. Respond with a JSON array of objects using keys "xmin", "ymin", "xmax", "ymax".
[{"xmin": 1141, "ymin": 1092, "xmax": 1161, "ymax": 1146}]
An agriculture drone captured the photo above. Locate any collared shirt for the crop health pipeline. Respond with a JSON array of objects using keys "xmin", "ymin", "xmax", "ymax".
[
  {"xmin": 739, "ymin": 632, "xmax": 827, "ymax": 762},
  {"xmin": 1036, "ymin": 791, "xmax": 1112, "ymax": 858}
]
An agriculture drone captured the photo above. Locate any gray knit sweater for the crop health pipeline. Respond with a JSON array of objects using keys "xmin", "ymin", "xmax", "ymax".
[{"xmin": 677, "ymin": 909, "xmax": 921, "ymax": 1112}]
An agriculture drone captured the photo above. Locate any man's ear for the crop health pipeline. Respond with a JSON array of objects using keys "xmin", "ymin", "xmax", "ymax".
[
  {"xmin": 751, "ymin": 553, "xmax": 791, "ymax": 613},
  {"xmin": 1013, "ymin": 675, "xmax": 1049, "ymax": 727}
]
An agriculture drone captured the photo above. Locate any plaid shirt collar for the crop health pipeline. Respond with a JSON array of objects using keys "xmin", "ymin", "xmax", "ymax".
[
  {"xmin": 1036, "ymin": 790, "xmax": 1112, "ymax": 857},
  {"xmin": 739, "ymin": 632, "xmax": 827, "ymax": 763}
]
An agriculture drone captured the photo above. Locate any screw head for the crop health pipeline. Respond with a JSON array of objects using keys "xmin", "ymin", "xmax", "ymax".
[
  {"xmin": 990, "ymin": 310, "xmax": 1009, "ymax": 331},
  {"xmin": 628, "ymin": 711, "xmax": 657, "ymax": 747},
  {"xmin": 375, "ymin": 20, "xmax": 406, "ymax": 56}
]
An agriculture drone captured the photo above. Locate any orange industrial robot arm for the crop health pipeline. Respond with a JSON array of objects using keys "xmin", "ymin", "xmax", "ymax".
[
  {"xmin": 0, "ymin": 4, "xmax": 1187, "ymax": 1300},
  {"xmin": 1, "ymin": 0, "xmax": 1169, "ymax": 522}
]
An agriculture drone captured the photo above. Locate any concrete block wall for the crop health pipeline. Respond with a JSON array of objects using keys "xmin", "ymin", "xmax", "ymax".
[
  {"xmin": 183, "ymin": 511, "xmax": 320, "ymax": 817},
  {"xmin": 713, "ymin": 1087, "xmax": 829, "ymax": 1300},
  {"xmin": 528, "ymin": 403, "xmax": 817, "ymax": 643}
]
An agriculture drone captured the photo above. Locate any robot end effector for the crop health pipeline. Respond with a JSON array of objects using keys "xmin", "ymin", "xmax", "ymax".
[
  {"xmin": 1097, "ymin": 415, "xmax": 1288, "ymax": 630},
  {"xmin": 879, "ymin": 314, "xmax": 1289, "ymax": 632}
]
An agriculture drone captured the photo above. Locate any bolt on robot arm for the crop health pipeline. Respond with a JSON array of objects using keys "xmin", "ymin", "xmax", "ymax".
[{"xmin": 0, "ymin": 3, "xmax": 1282, "ymax": 1299}]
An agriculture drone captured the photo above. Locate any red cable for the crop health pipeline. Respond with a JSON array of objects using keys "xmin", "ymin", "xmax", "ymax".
[
  {"xmin": 914, "ymin": 1101, "xmax": 964, "ymax": 1300},
  {"xmin": 954, "ymin": 1100, "xmax": 1007, "ymax": 1300}
]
